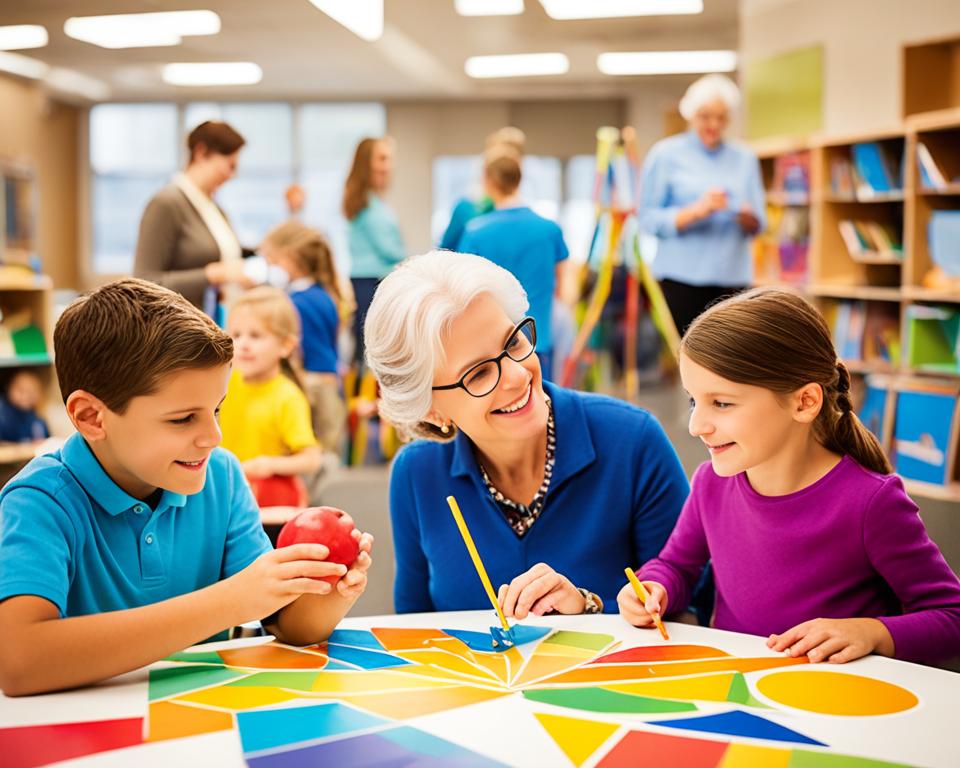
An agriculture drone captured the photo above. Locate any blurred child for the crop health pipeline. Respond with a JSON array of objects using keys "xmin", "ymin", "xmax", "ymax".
[
  {"xmin": 0, "ymin": 279, "xmax": 372, "ymax": 696},
  {"xmin": 619, "ymin": 288, "xmax": 960, "ymax": 666},
  {"xmin": 219, "ymin": 286, "xmax": 323, "ymax": 507},
  {"xmin": 262, "ymin": 221, "xmax": 347, "ymax": 459},
  {"xmin": 0, "ymin": 369, "xmax": 49, "ymax": 443}
]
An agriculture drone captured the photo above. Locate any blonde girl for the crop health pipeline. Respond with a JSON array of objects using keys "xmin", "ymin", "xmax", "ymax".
[
  {"xmin": 262, "ymin": 221, "xmax": 349, "ymax": 457},
  {"xmin": 620, "ymin": 288, "xmax": 960, "ymax": 666},
  {"xmin": 219, "ymin": 286, "xmax": 321, "ymax": 507}
]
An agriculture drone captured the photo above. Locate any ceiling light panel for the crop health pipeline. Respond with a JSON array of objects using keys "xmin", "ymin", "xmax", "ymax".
[
  {"xmin": 64, "ymin": 11, "xmax": 220, "ymax": 49},
  {"xmin": 540, "ymin": 0, "xmax": 702, "ymax": 20},
  {"xmin": 0, "ymin": 25, "xmax": 48, "ymax": 51},
  {"xmin": 456, "ymin": 0, "xmax": 524, "ymax": 15},
  {"xmin": 465, "ymin": 52, "xmax": 569, "ymax": 78},
  {"xmin": 162, "ymin": 62, "xmax": 263, "ymax": 87},
  {"xmin": 307, "ymin": 0, "xmax": 384, "ymax": 41},
  {"xmin": 597, "ymin": 50, "xmax": 737, "ymax": 75}
]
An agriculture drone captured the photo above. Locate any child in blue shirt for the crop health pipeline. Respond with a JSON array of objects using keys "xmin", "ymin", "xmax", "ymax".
[
  {"xmin": 0, "ymin": 370, "xmax": 49, "ymax": 443},
  {"xmin": 262, "ymin": 221, "xmax": 347, "ymax": 456},
  {"xmin": 0, "ymin": 278, "xmax": 373, "ymax": 696}
]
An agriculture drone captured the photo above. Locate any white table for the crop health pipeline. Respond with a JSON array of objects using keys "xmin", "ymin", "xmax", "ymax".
[{"xmin": 1, "ymin": 611, "xmax": 957, "ymax": 767}]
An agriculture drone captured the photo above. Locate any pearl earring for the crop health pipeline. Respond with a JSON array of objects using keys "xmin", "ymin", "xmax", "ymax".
[{"xmin": 441, "ymin": 423, "xmax": 450, "ymax": 434}]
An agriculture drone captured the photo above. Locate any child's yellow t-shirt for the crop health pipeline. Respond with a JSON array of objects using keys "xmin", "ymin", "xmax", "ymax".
[{"xmin": 219, "ymin": 370, "xmax": 318, "ymax": 462}]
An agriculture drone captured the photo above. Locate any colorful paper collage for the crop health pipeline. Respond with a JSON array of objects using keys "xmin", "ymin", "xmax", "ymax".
[{"xmin": 4, "ymin": 627, "xmax": 924, "ymax": 767}]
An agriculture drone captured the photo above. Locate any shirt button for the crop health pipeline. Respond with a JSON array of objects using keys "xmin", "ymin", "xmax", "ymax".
[
  {"xmin": 133, "ymin": 505, "xmax": 144, "ymax": 514},
  {"xmin": 145, "ymin": 534, "xmax": 154, "ymax": 545}
]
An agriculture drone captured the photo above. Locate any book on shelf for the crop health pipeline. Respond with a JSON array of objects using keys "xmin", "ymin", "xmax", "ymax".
[
  {"xmin": 917, "ymin": 142, "xmax": 949, "ymax": 189},
  {"xmin": 859, "ymin": 377, "xmax": 889, "ymax": 444},
  {"xmin": 837, "ymin": 219, "xmax": 903, "ymax": 260},
  {"xmin": 850, "ymin": 142, "xmax": 902, "ymax": 196},
  {"xmin": 771, "ymin": 151, "xmax": 810, "ymax": 198},
  {"xmin": 830, "ymin": 157, "xmax": 857, "ymax": 196},
  {"xmin": 863, "ymin": 303, "xmax": 900, "ymax": 364},
  {"xmin": 928, "ymin": 211, "xmax": 960, "ymax": 277},
  {"xmin": 906, "ymin": 304, "xmax": 960, "ymax": 373},
  {"xmin": 893, "ymin": 385, "xmax": 959, "ymax": 486},
  {"xmin": 832, "ymin": 300, "xmax": 867, "ymax": 360}
]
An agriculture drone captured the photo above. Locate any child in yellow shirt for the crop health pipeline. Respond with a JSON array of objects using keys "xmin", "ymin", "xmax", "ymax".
[{"xmin": 220, "ymin": 287, "xmax": 322, "ymax": 507}]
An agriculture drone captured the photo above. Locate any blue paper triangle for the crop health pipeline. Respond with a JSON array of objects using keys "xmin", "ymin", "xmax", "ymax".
[{"xmin": 649, "ymin": 710, "xmax": 825, "ymax": 746}]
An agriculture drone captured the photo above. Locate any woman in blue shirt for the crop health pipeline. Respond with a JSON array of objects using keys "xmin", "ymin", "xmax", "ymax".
[
  {"xmin": 363, "ymin": 251, "xmax": 689, "ymax": 617},
  {"xmin": 639, "ymin": 74, "xmax": 766, "ymax": 334},
  {"xmin": 343, "ymin": 137, "xmax": 406, "ymax": 365}
]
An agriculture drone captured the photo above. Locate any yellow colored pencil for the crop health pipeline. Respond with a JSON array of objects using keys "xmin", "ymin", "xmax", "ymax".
[
  {"xmin": 447, "ymin": 495, "xmax": 511, "ymax": 633},
  {"xmin": 624, "ymin": 567, "xmax": 670, "ymax": 641}
]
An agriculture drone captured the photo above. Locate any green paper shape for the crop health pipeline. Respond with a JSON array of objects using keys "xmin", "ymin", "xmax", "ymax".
[
  {"xmin": 149, "ymin": 665, "xmax": 247, "ymax": 700},
  {"xmin": 744, "ymin": 693, "xmax": 772, "ymax": 709},
  {"xmin": 542, "ymin": 631, "xmax": 614, "ymax": 652},
  {"xmin": 165, "ymin": 650, "xmax": 225, "ymax": 665},
  {"xmin": 726, "ymin": 672, "xmax": 750, "ymax": 704},
  {"xmin": 789, "ymin": 750, "xmax": 914, "ymax": 768},
  {"xmin": 228, "ymin": 671, "xmax": 321, "ymax": 691},
  {"xmin": 523, "ymin": 687, "xmax": 697, "ymax": 714}
]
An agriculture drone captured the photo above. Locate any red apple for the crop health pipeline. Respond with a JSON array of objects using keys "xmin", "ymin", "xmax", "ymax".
[{"xmin": 277, "ymin": 506, "xmax": 360, "ymax": 583}]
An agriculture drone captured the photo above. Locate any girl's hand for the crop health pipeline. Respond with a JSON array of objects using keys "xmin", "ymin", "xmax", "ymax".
[
  {"xmin": 617, "ymin": 580, "xmax": 669, "ymax": 628},
  {"xmin": 336, "ymin": 530, "xmax": 374, "ymax": 600},
  {"xmin": 225, "ymin": 544, "xmax": 346, "ymax": 622},
  {"xmin": 767, "ymin": 618, "xmax": 895, "ymax": 664},
  {"xmin": 243, "ymin": 456, "xmax": 276, "ymax": 479},
  {"xmin": 497, "ymin": 563, "xmax": 585, "ymax": 618}
]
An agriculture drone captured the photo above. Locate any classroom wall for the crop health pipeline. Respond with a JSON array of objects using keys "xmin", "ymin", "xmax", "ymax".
[
  {"xmin": 740, "ymin": 0, "xmax": 960, "ymax": 135},
  {"xmin": 0, "ymin": 73, "xmax": 79, "ymax": 289},
  {"xmin": 386, "ymin": 98, "xmax": 630, "ymax": 254}
]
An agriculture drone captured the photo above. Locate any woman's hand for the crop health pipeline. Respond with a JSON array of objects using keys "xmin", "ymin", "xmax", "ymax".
[
  {"xmin": 204, "ymin": 260, "xmax": 254, "ymax": 287},
  {"xmin": 497, "ymin": 563, "xmax": 586, "ymax": 619},
  {"xmin": 243, "ymin": 455, "xmax": 276, "ymax": 479},
  {"xmin": 617, "ymin": 580, "xmax": 669, "ymax": 628},
  {"xmin": 336, "ymin": 531, "xmax": 374, "ymax": 600},
  {"xmin": 676, "ymin": 188, "xmax": 728, "ymax": 231},
  {"xmin": 736, "ymin": 204, "xmax": 761, "ymax": 234},
  {"xmin": 767, "ymin": 618, "xmax": 895, "ymax": 664}
]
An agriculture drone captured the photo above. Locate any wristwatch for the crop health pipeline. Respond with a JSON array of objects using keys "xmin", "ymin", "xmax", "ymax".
[{"xmin": 577, "ymin": 587, "xmax": 603, "ymax": 614}]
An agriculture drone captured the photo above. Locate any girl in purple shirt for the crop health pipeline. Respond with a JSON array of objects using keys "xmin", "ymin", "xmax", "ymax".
[{"xmin": 620, "ymin": 288, "xmax": 960, "ymax": 666}]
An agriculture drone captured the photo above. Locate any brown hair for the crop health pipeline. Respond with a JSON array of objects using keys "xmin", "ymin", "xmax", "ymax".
[
  {"xmin": 681, "ymin": 287, "xmax": 892, "ymax": 474},
  {"xmin": 484, "ymin": 148, "xmax": 522, "ymax": 195},
  {"xmin": 343, "ymin": 137, "xmax": 386, "ymax": 220},
  {"xmin": 263, "ymin": 220, "xmax": 343, "ymax": 309},
  {"xmin": 54, "ymin": 278, "xmax": 233, "ymax": 413},
  {"xmin": 229, "ymin": 286, "xmax": 306, "ymax": 391},
  {"xmin": 187, "ymin": 120, "xmax": 246, "ymax": 165}
]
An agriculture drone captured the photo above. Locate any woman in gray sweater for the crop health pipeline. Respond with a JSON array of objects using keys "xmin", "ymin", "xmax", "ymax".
[{"xmin": 134, "ymin": 121, "xmax": 251, "ymax": 308}]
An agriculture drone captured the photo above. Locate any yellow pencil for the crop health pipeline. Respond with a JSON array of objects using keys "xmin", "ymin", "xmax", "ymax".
[
  {"xmin": 447, "ymin": 495, "xmax": 511, "ymax": 633},
  {"xmin": 624, "ymin": 567, "xmax": 670, "ymax": 641}
]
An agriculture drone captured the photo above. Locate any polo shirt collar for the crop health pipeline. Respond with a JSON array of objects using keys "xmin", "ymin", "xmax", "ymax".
[
  {"xmin": 61, "ymin": 433, "xmax": 188, "ymax": 516},
  {"xmin": 449, "ymin": 381, "xmax": 596, "ymax": 487}
]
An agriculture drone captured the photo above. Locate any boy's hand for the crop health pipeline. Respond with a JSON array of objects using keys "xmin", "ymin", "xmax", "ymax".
[
  {"xmin": 617, "ymin": 580, "xmax": 669, "ymax": 628},
  {"xmin": 228, "ymin": 544, "xmax": 346, "ymax": 621},
  {"xmin": 243, "ymin": 456, "xmax": 275, "ymax": 479},
  {"xmin": 767, "ymin": 617, "xmax": 894, "ymax": 664},
  {"xmin": 336, "ymin": 530, "xmax": 374, "ymax": 600}
]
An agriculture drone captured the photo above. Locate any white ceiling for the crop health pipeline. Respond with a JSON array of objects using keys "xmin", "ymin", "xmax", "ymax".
[{"xmin": 0, "ymin": 0, "xmax": 739, "ymax": 101}]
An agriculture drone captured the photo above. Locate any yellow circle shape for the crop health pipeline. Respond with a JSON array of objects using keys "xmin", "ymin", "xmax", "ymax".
[{"xmin": 755, "ymin": 670, "xmax": 918, "ymax": 716}]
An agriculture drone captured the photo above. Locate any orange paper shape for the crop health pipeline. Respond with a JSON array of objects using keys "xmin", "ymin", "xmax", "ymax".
[
  {"xmin": 371, "ymin": 628, "xmax": 451, "ymax": 651},
  {"xmin": 147, "ymin": 701, "xmax": 234, "ymax": 742},
  {"xmin": 339, "ymin": 684, "xmax": 510, "ymax": 719},
  {"xmin": 755, "ymin": 670, "xmax": 919, "ymax": 716},
  {"xmin": 592, "ymin": 645, "xmax": 730, "ymax": 664},
  {"xmin": 218, "ymin": 644, "xmax": 329, "ymax": 670}
]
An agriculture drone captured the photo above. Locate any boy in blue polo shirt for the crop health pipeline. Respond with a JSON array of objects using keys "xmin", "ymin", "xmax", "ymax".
[{"xmin": 0, "ymin": 278, "xmax": 373, "ymax": 696}]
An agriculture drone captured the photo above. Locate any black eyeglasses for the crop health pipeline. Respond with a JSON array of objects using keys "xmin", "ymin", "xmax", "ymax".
[{"xmin": 432, "ymin": 317, "xmax": 537, "ymax": 398}]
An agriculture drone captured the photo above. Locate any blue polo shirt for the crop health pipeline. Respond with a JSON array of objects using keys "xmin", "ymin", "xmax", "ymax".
[
  {"xmin": 289, "ymin": 281, "xmax": 339, "ymax": 374},
  {"xmin": 0, "ymin": 433, "xmax": 271, "ymax": 618},
  {"xmin": 388, "ymin": 382, "xmax": 689, "ymax": 614},
  {"xmin": 458, "ymin": 207, "xmax": 568, "ymax": 351}
]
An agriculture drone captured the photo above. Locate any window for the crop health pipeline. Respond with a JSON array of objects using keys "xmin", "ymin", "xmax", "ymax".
[
  {"xmin": 89, "ymin": 101, "xmax": 384, "ymax": 277},
  {"xmin": 89, "ymin": 104, "xmax": 178, "ymax": 274}
]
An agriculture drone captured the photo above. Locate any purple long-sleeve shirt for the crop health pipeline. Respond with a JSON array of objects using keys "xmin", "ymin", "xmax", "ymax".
[{"xmin": 638, "ymin": 457, "xmax": 960, "ymax": 665}]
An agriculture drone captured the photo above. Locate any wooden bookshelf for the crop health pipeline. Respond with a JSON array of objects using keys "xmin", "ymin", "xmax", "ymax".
[{"xmin": 902, "ymin": 36, "xmax": 960, "ymax": 119}]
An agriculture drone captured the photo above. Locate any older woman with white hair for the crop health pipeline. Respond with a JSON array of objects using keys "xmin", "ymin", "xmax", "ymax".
[
  {"xmin": 639, "ymin": 74, "xmax": 766, "ymax": 334},
  {"xmin": 365, "ymin": 250, "xmax": 689, "ymax": 617}
]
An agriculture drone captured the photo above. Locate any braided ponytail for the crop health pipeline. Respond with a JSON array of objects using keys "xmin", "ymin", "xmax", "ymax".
[{"xmin": 682, "ymin": 288, "xmax": 892, "ymax": 475}]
